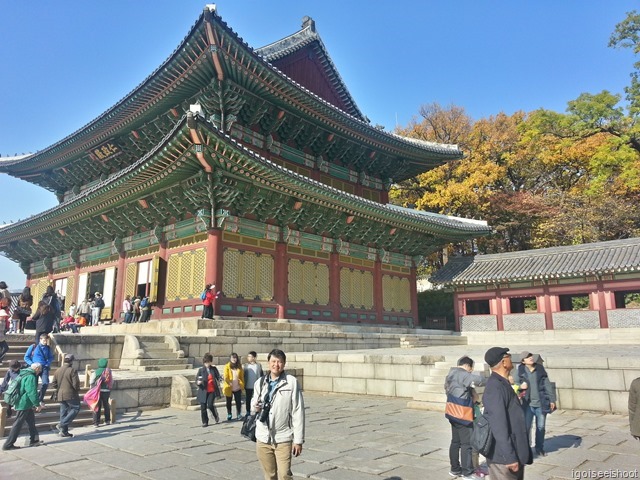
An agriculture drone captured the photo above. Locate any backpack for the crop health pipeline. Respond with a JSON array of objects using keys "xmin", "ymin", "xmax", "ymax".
[
  {"xmin": 200, "ymin": 290, "xmax": 207, "ymax": 301},
  {"xmin": 471, "ymin": 412, "xmax": 495, "ymax": 457},
  {"xmin": 3, "ymin": 373, "xmax": 24, "ymax": 407},
  {"xmin": 140, "ymin": 297, "xmax": 149, "ymax": 308}
]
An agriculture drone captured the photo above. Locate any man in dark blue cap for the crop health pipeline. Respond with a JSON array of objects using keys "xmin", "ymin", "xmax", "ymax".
[{"xmin": 483, "ymin": 347, "xmax": 532, "ymax": 480}]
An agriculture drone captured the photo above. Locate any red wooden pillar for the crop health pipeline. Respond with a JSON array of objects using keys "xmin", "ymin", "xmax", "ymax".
[
  {"xmin": 275, "ymin": 242, "xmax": 288, "ymax": 319},
  {"xmin": 113, "ymin": 252, "xmax": 126, "ymax": 323},
  {"xmin": 409, "ymin": 266, "xmax": 419, "ymax": 328},
  {"xmin": 494, "ymin": 290, "xmax": 504, "ymax": 331},
  {"xmin": 329, "ymin": 252, "xmax": 341, "ymax": 321},
  {"xmin": 380, "ymin": 190, "xmax": 389, "ymax": 204},
  {"xmin": 373, "ymin": 260, "xmax": 384, "ymax": 323},
  {"xmin": 595, "ymin": 280, "xmax": 609, "ymax": 328},
  {"xmin": 206, "ymin": 228, "xmax": 223, "ymax": 288},
  {"xmin": 453, "ymin": 293, "xmax": 462, "ymax": 332},
  {"xmin": 542, "ymin": 284, "xmax": 554, "ymax": 330}
]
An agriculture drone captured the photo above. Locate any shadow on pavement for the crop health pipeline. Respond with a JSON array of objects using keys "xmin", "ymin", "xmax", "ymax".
[{"xmin": 544, "ymin": 434, "xmax": 582, "ymax": 453}]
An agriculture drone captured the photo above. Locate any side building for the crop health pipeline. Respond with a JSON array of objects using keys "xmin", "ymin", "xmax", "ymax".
[
  {"xmin": 430, "ymin": 238, "xmax": 640, "ymax": 333},
  {"xmin": 0, "ymin": 7, "xmax": 490, "ymax": 326}
]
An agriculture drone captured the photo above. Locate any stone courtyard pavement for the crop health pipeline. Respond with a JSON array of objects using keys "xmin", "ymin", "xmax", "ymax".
[{"xmin": 1, "ymin": 392, "xmax": 636, "ymax": 480}]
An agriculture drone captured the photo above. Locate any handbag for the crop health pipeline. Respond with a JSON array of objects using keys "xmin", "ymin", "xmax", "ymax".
[
  {"xmin": 240, "ymin": 412, "xmax": 258, "ymax": 442},
  {"xmin": 445, "ymin": 393, "xmax": 474, "ymax": 426},
  {"xmin": 83, "ymin": 377, "xmax": 103, "ymax": 412},
  {"xmin": 16, "ymin": 306, "xmax": 32, "ymax": 316}
]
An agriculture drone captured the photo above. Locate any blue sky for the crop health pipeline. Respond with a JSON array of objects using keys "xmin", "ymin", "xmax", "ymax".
[{"xmin": 0, "ymin": 0, "xmax": 637, "ymax": 289}]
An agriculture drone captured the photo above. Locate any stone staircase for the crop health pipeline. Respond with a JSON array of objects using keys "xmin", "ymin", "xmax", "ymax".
[
  {"xmin": 0, "ymin": 336, "xmax": 96, "ymax": 437},
  {"xmin": 400, "ymin": 333, "xmax": 467, "ymax": 348},
  {"xmin": 119, "ymin": 335, "xmax": 193, "ymax": 372},
  {"xmin": 407, "ymin": 359, "xmax": 489, "ymax": 412}
]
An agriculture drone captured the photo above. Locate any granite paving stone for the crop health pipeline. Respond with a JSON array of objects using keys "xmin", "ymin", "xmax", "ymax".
[{"xmin": 0, "ymin": 391, "xmax": 635, "ymax": 480}]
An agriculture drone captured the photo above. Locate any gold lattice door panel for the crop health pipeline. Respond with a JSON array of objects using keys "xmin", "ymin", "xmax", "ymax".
[
  {"xmin": 31, "ymin": 279, "xmax": 48, "ymax": 303},
  {"xmin": 65, "ymin": 277, "xmax": 75, "ymax": 304},
  {"xmin": 223, "ymin": 248, "xmax": 274, "ymax": 300},
  {"xmin": 287, "ymin": 260, "xmax": 330, "ymax": 305},
  {"xmin": 382, "ymin": 275, "xmax": 411, "ymax": 312},
  {"xmin": 339, "ymin": 268, "xmax": 374, "ymax": 309},
  {"xmin": 124, "ymin": 263, "xmax": 137, "ymax": 299},
  {"xmin": 166, "ymin": 248, "xmax": 207, "ymax": 301}
]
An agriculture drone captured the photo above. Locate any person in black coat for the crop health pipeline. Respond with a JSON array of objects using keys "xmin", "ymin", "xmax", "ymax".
[
  {"xmin": 31, "ymin": 301, "xmax": 55, "ymax": 345},
  {"xmin": 483, "ymin": 347, "xmax": 532, "ymax": 480},
  {"xmin": 196, "ymin": 353, "xmax": 221, "ymax": 427}
]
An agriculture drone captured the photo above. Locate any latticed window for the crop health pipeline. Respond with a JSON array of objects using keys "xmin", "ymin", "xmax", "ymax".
[
  {"xmin": 382, "ymin": 275, "xmax": 411, "ymax": 312},
  {"xmin": 165, "ymin": 248, "xmax": 207, "ymax": 301},
  {"xmin": 223, "ymin": 248, "xmax": 274, "ymax": 300},
  {"xmin": 340, "ymin": 268, "xmax": 374, "ymax": 309},
  {"xmin": 288, "ymin": 259, "xmax": 329, "ymax": 305}
]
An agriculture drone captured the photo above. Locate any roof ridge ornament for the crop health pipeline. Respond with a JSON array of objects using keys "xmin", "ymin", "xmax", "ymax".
[{"xmin": 301, "ymin": 16, "xmax": 315, "ymax": 32}]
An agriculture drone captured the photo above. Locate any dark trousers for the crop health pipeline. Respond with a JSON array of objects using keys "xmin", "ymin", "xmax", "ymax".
[
  {"xmin": 202, "ymin": 304, "xmax": 213, "ymax": 319},
  {"xmin": 18, "ymin": 313, "xmax": 27, "ymax": 333},
  {"xmin": 226, "ymin": 390, "xmax": 242, "ymax": 416},
  {"xmin": 245, "ymin": 388, "xmax": 254, "ymax": 414},
  {"xmin": 140, "ymin": 309, "xmax": 150, "ymax": 323},
  {"xmin": 93, "ymin": 391, "xmax": 111, "ymax": 425},
  {"xmin": 449, "ymin": 421, "xmax": 474, "ymax": 475},
  {"xmin": 38, "ymin": 365, "xmax": 50, "ymax": 403},
  {"xmin": 0, "ymin": 340, "xmax": 8, "ymax": 362},
  {"xmin": 3, "ymin": 408, "xmax": 38, "ymax": 448},
  {"xmin": 59, "ymin": 400, "xmax": 80, "ymax": 433},
  {"xmin": 124, "ymin": 312, "xmax": 133, "ymax": 324},
  {"xmin": 200, "ymin": 392, "xmax": 219, "ymax": 425}
]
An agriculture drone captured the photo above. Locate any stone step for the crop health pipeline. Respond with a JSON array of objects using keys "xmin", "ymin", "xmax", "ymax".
[
  {"xmin": 132, "ymin": 358, "xmax": 190, "ymax": 366},
  {"xmin": 143, "ymin": 350, "xmax": 181, "ymax": 359},
  {"xmin": 134, "ymin": 364, "xmax": 193, "ymax": 372},
  {"xmin": 418, "ymin": 384, "xmax": 445, "ymax": 394},
  {"xmin": 423, "ymin": 375, "xmax": 447, "ymax": 385},
  {"xmin": 413, "ymin": 391, "xmax": 446, "ymax": 403},
  {"xmin": 138, "ymin": 342, "xmax": 170, "ymax": 350}
]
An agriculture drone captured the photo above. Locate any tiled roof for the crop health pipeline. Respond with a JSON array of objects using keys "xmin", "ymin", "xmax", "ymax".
[
  {"xmin": 255, "ymin": 16, "xmax": 364, "ymax": 121},
  {"xmin": 430, "ymin": 238, "xmax": 640, "ymax": 285}
]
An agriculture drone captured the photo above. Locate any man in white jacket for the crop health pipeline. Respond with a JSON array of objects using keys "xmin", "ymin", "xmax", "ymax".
[{"xmin": 251, "ymin": 349, "xmax": 305, "ymax": 480}]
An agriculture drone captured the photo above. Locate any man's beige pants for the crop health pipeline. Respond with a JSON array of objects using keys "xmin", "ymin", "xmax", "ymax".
[{"xmin": 256, "ymin": 440, "xmax": 293, "ymax": 480}]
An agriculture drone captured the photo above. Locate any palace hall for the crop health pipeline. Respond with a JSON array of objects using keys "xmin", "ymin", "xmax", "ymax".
[{"xmin": 0, "ymin": 6, "xmax": 490, "ymax": 326}]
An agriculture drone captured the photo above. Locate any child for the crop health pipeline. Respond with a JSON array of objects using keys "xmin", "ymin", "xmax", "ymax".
[
  {"xmin": 24, "ymin": 333, "xmax": 55, "ymax": 402},
  {"xmin": 0, "ymin": 360, "xmax": 22, "ymax": 417},
  {"xmin": 243, "ymin": 351, "xmax": 263, "ymax": 415}
]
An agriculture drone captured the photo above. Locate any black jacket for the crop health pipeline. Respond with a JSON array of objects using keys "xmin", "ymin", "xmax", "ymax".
[
  {"xmin": 483, "ymin": 372, "xmax": 532, "ymax": 466},
  {"xmin": 517, "ymin": 363, "xmax": 556, "ymax": 414},
  {"xmin": 196, "ymin": 365, "xmax": 221, "ymax": 403},
  {"xmin": 32, "ymin": 308, "xmax": 55, "ymax": 335}
]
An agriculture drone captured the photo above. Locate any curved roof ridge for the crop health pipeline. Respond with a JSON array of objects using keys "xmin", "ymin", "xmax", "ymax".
[{"xmin": 0, "ymin": 13, "xmax": 206, "ymax": 170}]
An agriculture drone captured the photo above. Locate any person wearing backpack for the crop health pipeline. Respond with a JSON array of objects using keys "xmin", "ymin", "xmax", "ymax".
[
  {"xmin": 2, "ymin": 362, "xmax": 44, "ymax": 450},
  {"xmin": 139, "ymin": 296, "xmax": 151, "ymax": 322},
  {"xmin": 24, "ymin": 333, "xmax": 55, "ymax": 402},
  {"xmin": 444, "ymin": 356, "xmax": 485, "ymax": 479},
  {"xmin": 482, "ymin": 347, "xmax": 532, "ymax": 480},
  {"xmin": 0, "ymin": 360, "xmax": 21, "ymax": 418},
  {"xmin": 201, "ymin": 283, "xmax": 215, "ymax": 320},
  {"xmin": 243, "ymin": 351, "xmax": 264, "ymax": 416}
]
